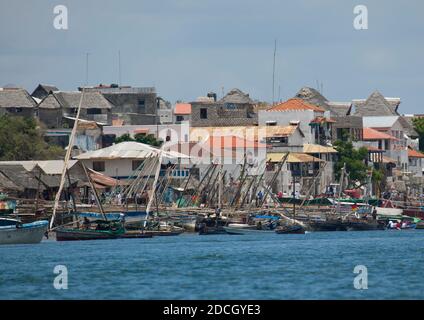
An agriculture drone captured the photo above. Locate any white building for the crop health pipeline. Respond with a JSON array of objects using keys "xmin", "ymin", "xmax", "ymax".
[{"xmin": 258, "ymin": 98, "xmax": 331, "ymax": 144}]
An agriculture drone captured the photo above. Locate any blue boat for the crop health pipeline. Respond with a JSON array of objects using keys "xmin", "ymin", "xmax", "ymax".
[{"xmin": 0, "ymin": 218, "xmax": 48, "ymax": 245}]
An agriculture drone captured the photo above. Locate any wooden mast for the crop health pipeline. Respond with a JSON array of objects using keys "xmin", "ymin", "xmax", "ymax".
[{"xmin": 49, "ymin": 87, "xmax": 86, "ymax": 230}]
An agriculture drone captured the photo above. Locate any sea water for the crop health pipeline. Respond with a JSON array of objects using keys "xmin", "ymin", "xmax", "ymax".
[{"xmin": 0, "ymin": 230, "xmax": 423, "ymax": 299}]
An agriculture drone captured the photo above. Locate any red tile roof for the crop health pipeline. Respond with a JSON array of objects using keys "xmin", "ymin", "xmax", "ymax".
[
  {"xmin": 408, "ymin": 148, "xmax": 424, "ymax": 158},
  {"xmin": 174, "ymin": 103, "xmax": 192, "ymax": 115},
  {"xmin": 267, "ymin": 98, "xmax": 325, "ymax": 112},
  {"xmin": 310, "ymin": 116, "xmax": 336, "ymax": 124},
  {"xmin": 363, "ymin": 127, "xmax": 397, "ymax": 140}
]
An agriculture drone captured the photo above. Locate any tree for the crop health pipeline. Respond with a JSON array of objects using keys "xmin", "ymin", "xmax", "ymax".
[
  {"xmin": 0, "ymin": 115, "xmax": 64, "ymax": 160},
  {"xmin": 114, "ymin": 133, "xmax": 163, "ymax": 147},
  {"xmin": 333, "ymin": 139, "xmax": 369, "ymax": 188},
  {"xmin": 412, "ymin": 117, "xmax": 424, "ymax": 152}
]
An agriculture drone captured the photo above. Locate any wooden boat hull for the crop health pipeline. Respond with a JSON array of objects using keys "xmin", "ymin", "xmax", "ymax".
[
  {"xmin": 55, "ymin": 228, "xmax": 124, "ymax": 241},
  {"xmin": 0, "ymin": 220, "xmax": 48, "ymax": 245},
  {"xmin": 144, "ymin": 230, "xmax": 184, "ymax": 236},
  {"xmin": 198, "ymin": 226, "xmax": 228, "ymax": 235},
  {"xmin": 223, "ymin": 226, "xmax": 275, "ymax": 235},
  {"xmin": 346, "ymin": 221, "xmax": 386, "ymax": 231},
  {"xmin": 275, "ymin": 225, "xmax": 306, "ymax": 234},
  {"xmin": 119, "ymin": 232, "xmax": 153, "ymax": 239},
  {"xmin": 308, "ymin": 220, "xmax": 347, "ymax": 232}
]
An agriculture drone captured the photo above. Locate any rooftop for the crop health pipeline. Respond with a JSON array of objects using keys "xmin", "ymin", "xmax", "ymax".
[
  {"xmin": 75, "ymin": 141, "xmax": 190, "ymax": 161},
  {"xmin": 408, "ymin": 148, "xmax": 424, "ymax": 158},
  {"xmin": 267, "ymin": 152, "xmax": 323, "ymax": 163},
  {"xmin": 353, "ymin": 91, "xmax": 400, "ymax": 117},
  {"xmin": 267, "ymin": 98, "xmax": 325, "ymax": 112},
  {"xmin": 174, "ymin": 103, "xmax": 192, "ymax": 115},
  {"xmin": 363, "ymin": 127, "xmax": 398, "ymax": 140},
  {"xmin": 0, "ymin": 88, "xmax": 36, "ymax": 108}
]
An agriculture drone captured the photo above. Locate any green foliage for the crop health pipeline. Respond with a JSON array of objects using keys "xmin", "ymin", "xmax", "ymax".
[
  {"xmin": 412, "ymin": 117, "xmax": 424, "ymax": 151},
  {"xmin": 0, "ymin": 115, "xmax": 64, "ymax": 160},
  {"xmin": 114, "ymin": 133, "xmax": 163, "ymax": 147},
  {"xmin": 333, "ymin": 139, "xmax": 369, "ymax": 187}
]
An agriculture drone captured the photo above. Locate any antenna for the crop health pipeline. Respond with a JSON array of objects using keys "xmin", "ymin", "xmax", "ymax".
[
  {"xmin": 272, "ymin": 39, "xmax": 277, "ymax": 105},
  {"xmin": 278, "ymin": 84, "xmax": 281, "ymax": 102},
  {"xmin": 118, "ymin": 50, "xmax": 122, "ymax": 86},
  {"xmin": 85, "ymin": 53, "xmax": 90, "ymax": 86}
]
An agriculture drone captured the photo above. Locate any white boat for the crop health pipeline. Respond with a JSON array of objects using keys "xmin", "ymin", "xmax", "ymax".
[
  {"xmin": 0, "ymin": 218, "xmax": 49, "ymax": 245},
  {"xmin": 223, "ymin": 223, "xmax": 276, "ymax": 235}
]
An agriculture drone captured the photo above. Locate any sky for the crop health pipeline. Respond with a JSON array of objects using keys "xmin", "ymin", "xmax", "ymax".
[{"xmin": 0, "ymin": 0, "xmax": 423, "ymax": 113}]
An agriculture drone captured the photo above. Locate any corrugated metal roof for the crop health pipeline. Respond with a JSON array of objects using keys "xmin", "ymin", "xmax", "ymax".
[{"xmin": 75, "ymin": 141, "xmax": 190, "ymax": 160}]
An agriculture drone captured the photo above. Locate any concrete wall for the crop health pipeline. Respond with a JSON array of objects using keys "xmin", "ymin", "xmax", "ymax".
[
  {"xmin": 38, "ymin": 108, "xmax": 62, "ymax": 128},
  {"xmin": 191, "ymin": 102, "xmax": 257, "ymax": 127}
]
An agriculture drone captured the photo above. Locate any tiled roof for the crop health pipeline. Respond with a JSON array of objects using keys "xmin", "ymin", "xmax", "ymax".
[
  {"xmin": 267, "ymin": 98, "xmax": 325, "ymax": 112},
  {"xmin": 408, "ymin": 148, "xmax": 424, "ymax": 158},
  {"xmin": 363, "ymin": 127, "xmax": 397, "ymax": 140},
  {"xmin": 174, "ymin": 103, "xmax": 192, "ymax": 115}
]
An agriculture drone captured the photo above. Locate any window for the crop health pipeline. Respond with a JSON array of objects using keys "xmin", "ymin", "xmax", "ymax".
[
  {"xmin": 138, "ymin": 99, "xmax": 146, "ymax": 113},
  {"xmin": 92, "ymin": 161, "xmax": 105, "ymax": 172},
  {"xmin": 87, "ymin": 108, "xmax": 102, "ymax": 115},
  {"xmin": 200, "ymin": 108, "xmax": 208, "ymax": 119},
  {"xmin": 132, "ymin": 160, "xmax": 143, "ymax": 171},
  {"xmin": 6, "ymin": 107, "xmax": 23, "ymax": 113},
  {"xmin": 176, "ymin": 115, "xmax": 184, "ymax": 122}
]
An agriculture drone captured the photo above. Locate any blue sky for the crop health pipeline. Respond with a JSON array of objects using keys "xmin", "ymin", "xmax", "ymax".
[{"xmin": 0, "ymin": 0, "xmax": 423, "ymax": 113}]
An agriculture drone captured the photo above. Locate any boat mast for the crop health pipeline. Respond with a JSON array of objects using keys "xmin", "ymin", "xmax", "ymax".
[
  {"xmin": 335, "ymin": 163, "xmax": 346, "ymax": 215},
  {"xmin": 144, "ymin": 149, "xmax": 164, "ymax": 227},
  {"xmin": 49, "ymin": 87, "xmax": 86, "ymax": 230}
]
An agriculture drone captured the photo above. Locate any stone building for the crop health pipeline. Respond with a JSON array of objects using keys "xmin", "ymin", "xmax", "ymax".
[
  {"xmin": 82, "ymin": 84, "xmax": 158, "ymax": 125},
  {"xmin": 294, "ymin": 87, "xmax": 363, "ymax": 142},
  {"xmin": 0, "ymin": 88, "xmax": 37, "ymax": 118},
  {"xmin": 37, "ymin": 91, "xmax": 113, "ymax": 128},
  {"xmin": 190, "ymin": 88, "xmax": 257, "ymax": 127}
]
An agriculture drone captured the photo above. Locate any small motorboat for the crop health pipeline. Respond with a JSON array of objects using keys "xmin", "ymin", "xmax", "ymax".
[{"xmin": 0, "ymin": 218, "xmax": 49, "ymax": 245}]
